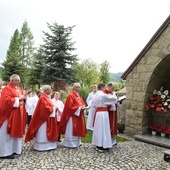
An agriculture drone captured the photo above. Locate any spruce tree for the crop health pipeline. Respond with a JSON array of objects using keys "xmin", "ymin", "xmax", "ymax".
[
  {"xmin": 42, "ymin": 22, "xmax": 78, "ymax": 85},
  {"xmin": 2, "ymin": 29, "xmax": 24, "ymax": 83},
  {"xmin": 28, "ymin": 46, "xmax": 45, "ymax": 88}
]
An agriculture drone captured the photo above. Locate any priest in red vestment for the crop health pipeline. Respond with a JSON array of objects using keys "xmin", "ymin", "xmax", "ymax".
[
  {"xmin": 25, "ymin": 85, "xmax": 58, "ymax": 151},
  {"xmin": 59, "ymin": 82, "xmax": 87, "ymax": 148},
  {"xmin": 104, "ymin": 82, "xmax": 118, "ymax": 146},
  {"xmin": 0, "ymin": 74, "xmax": 27, "ymax": 159}
]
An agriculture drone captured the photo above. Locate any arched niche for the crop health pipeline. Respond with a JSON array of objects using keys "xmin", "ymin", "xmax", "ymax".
[
  {"xmin": 145, "ymin": 54, "xmax": 170, "ymax": 100},
  {"xmin": 144, "ymin": 54, "xmax": 170, "ymax": 133}
]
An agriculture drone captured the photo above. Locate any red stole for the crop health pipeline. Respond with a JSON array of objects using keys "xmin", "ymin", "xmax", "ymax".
[
  {"xmin": 0, "ymin": 82, "xmax": 27, "ymax": 137},
  {"xmin": 59, "ymin": 90, "xmax": 87, "ymax": 137},
  {"xmin": 25, "ymin": 93, "xmax": 58, "ymax": 142},
  {"xmin": 104, "ymin": 89, "xmax": 118, "ymax": 137}
]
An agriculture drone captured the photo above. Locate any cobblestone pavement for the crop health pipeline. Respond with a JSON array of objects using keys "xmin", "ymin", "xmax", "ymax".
[{"xmin": 0, "ymin": 135, "xmax": 170, "ymax": 170}]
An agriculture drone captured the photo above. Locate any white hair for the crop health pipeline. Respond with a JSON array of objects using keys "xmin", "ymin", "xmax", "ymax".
[
  {"xmin": 41, "ymin": 85, "xmax": 51, "ymax": 92},
  {"xmin": 73, "ymin": 82, "xmax": 81, "ymax": 88},
  {"xmin": 10, "ymin": 74, "xmax": 20, "ymax": 82}
]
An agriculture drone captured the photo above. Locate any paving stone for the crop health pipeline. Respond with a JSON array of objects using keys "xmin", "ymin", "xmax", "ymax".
[{"xmin": 1, "ymin": 134, "xmax": 170, "ymax": 169}]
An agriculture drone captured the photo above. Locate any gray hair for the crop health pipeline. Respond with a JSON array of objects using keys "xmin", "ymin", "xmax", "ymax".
[
  {"xmin": 10, "ymin": 74, "xmax": 20, "ymax": 82},
  {"xmin": 73, "ymin": 82, "xmax": 81, "ymax": 88},
  {"xmin": 41, "ymin": 85, "xmax": 51, "ymax": 92}
]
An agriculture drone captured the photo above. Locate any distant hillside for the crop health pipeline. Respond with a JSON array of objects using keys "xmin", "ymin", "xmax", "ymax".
[{"xmin": 109, "ymin": 72, "xmax": 123, "ymax": 82}]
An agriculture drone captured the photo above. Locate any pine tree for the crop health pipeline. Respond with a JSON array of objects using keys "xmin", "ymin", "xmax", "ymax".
[
  {"xmin": 1, "ymin": 29, "xmax": 24, "ymax": 83},
  {"xmin": 42, "ymin": 22, "xmax": 78, "ymax": 85}
]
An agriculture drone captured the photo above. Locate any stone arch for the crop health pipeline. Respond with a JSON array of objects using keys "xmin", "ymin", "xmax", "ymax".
[
  {"xmin": 143, "ymin": 53, "xmax": 170, "ymax": 133},
  {"xmin": 145, "ymin": 53, "xmax": 170, "ymax": 100}
]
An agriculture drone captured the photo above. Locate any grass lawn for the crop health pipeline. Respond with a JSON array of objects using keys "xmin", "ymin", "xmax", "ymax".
[
  {"xmin": 82, "ymin": 116, "xmax": 128, "ymax": 143},
  {"xmin": 81, "ymin": 130, "xmax": 129, "ymax": 143}
]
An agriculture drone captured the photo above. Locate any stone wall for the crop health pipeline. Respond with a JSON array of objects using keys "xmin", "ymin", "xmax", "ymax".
[{"xmin": 122, "ymin": 25, "xmax": 170, "ymax": 136}]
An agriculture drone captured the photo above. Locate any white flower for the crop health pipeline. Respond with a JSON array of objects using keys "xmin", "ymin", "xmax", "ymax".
[
  {"xmin": 163, "ymin": 102, "xmax": 168, "ymax": 106},
  {"xmin": 161, "ymin": 95, "xmax": 166, "ymax": 99},
  {"xmin": 164, "ymin": 90, "xmax": 169, "ymax": 95},
  {"xmin": 153, "ymin": 89, "xmax": 157, "ymax": 95},
  {"xmin": 160, "ymin": 86, "xmax": 163, "ymax": 91},
  {"xmin": 168, "ymin": 105, "xmax": 170, "ymax": 109},
  {"xmin": 166, "ymin": 99, "xmax": 170, "ymax": 102},
  {"xmin": 157, "ymin": 91, "xmax": 162, "ymax": 95}
]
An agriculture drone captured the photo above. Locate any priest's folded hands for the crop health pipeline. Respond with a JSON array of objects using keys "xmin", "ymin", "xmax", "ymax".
[{"xmin": 19, "ymin": 95, "xmax": 26, "ymax": 101}]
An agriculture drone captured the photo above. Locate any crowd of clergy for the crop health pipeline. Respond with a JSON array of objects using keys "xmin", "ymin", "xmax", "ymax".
[{"xmin": 0, "ymin": 74, "xmax": 123, "ymax": 159}]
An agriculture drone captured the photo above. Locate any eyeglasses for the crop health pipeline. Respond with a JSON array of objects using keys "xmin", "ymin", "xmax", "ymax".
[{"xmin": 13, "ymin": 79, "xmax": 20, "ymax": 82}]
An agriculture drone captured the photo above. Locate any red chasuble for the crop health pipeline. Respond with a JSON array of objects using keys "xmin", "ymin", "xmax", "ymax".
[
  {"xmin": 59, "ymin": 90, "xmax": 87, "ymax": 137},
  {"xmin": 0, "ymin": 82, "xmax": 27, "ymax": 138},
  {"xmin": 104, "ymin": 89, "xmax": 118, "ymax": 137},
  {"xmin": 25, "ymin": 93, "xmax": 58, "ymax": 142}
]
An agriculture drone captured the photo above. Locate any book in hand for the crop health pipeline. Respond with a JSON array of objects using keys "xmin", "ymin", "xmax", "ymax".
[{"xmin": 118, "ymin": 95, "xmax": 126, "ymax": 102}]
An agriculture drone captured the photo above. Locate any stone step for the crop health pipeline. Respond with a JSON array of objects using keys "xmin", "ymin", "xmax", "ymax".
[
  {"xmin": 164, "ymin": 150, "xmax": 170, "ymax": 162},
  {"xmin": 134, "ymin": 134, "xmax": 170, "ymax": 148}
]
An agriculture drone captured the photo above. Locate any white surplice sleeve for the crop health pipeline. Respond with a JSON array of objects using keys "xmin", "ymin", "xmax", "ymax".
[
  {"xmin": 74, "ymin": 107, "xmax": 81, "ymax": 116},
  {"xmin": 13, "ymin": 98, "xmax": 19, "ymax": 108},
  {"xmin": 49, "ymin": 107, "xmax": 56, "ymax": 117}
]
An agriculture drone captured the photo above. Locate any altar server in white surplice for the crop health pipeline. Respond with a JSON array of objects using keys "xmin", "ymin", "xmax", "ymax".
[
  {"xmin": 86, "ymin": 85, "xmax": 97, "ymax": 130},
  {"xmin": 92, "ymin": 83, "xmax": 117, "ymax": 152},
  {"xmin": 26, "ymin": 91, "xmax": 40, "ymax": 125},
  {"xmin": 52, "ymin": 91, "xmax": 64, "ymax": 141}
]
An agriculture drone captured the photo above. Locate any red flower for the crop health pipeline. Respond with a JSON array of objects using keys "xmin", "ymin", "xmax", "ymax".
[
  {"xmin": 165, "ymin": 127, "xmax": 170, "ymax": 134},
  {"xmin": 156, "ymin": 107, "xmax": 161, "ymax": 112},
  {"xmin": 149, "ymin": 124, "xmax": 168, "ymax": 133},
  {"xmin": 146, "ymin": 87, "xmax": 170, "ymax": 112}
]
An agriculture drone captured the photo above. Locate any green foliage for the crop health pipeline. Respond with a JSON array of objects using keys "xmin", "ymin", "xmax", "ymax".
[
  {"xmin": 81, "ymin": 130, "xmax": 128, "ymax": 143},
  {"xmin": 60, "ymin": 91, "xmax": 69, "ymax": 103},
  {"xmin": 114, "ymin": 82, "xmax": 123, "ymax": 91},
  {"xmin": 2, "ymin": 20, "xmax": 35, "ymax": 89},
  {"xmin": 81, "ymin": 130, "xmax": 93, "ymax": 143},
  {"xmin": 28, "ymin": 46, "xmax": 45, "ymax": 88},
  {"xmin": 79, "ymin": 87, "xmax": 90, "ymax": 104},
  {"xmin": 72, "ymin": 59, "xmax": 100, "ymax": 88},
  {"xmin": 109, "ymin": 72, "xmax": 123, "ymax": 82},
  {"xmin": 20, "ymin": 20, "xmax": 35, "ymax": 68},
  {"xmin": 100, "ymin": 60, "xmax": 110, "ymax": 84},
  {"xmin": 41, "ymin": 22, "xmax": 78, "ymax": 84},
  {"xmin": 2, "ymin": 29, "xmax": 24, "ymax": 83},
  {"xmin": 1, "ymin": 19, "xmax": 127, "ymax": 90},
  {"xmin": 20, "ymin": 20, "xmax": 35, "ymax": 87}
]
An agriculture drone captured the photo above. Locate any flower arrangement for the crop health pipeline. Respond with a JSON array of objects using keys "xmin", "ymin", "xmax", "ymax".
[
  {"xmin": 149, "ymin": 124, "xmax": 170, "ymax": 135},
  {"xmin": 165, "ymin": 127, "xmax": 170, "ymax": 135},
  {"xmin": 146, "ymin": 86, "xmax": 170, "ymax": 112}
]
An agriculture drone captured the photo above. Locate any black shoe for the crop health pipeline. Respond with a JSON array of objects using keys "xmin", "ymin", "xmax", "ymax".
[
  {"xmin": 13, "ymin": 153, "xmax": 20, "ymax": 155},
  {"xmin": 0, "ymin": 155, "xmax": 15, "ymax": 159},
  {"xmin": 96, "ymin": 146, "xmax": 104, "ymax": 152},
  {"xmin": 103, "ymin": 148, "xmax": 110, "ymax": 151}
]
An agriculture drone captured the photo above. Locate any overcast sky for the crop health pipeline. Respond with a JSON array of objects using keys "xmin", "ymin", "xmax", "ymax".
[{"xmin": 0, "ymin": 0, "xmax": 170, "ymax": 72}]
